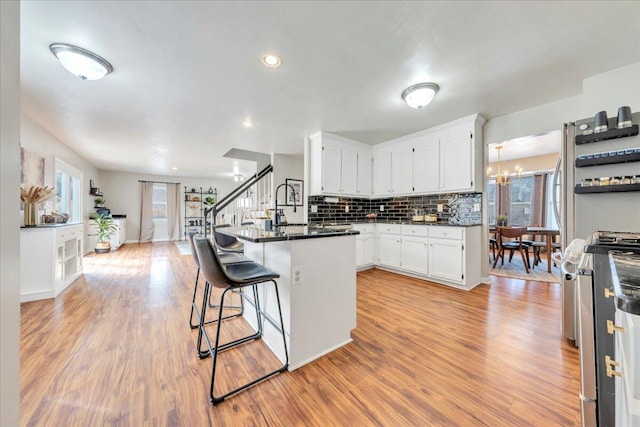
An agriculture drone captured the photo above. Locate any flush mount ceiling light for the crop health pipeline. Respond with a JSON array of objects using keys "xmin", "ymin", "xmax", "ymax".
[
  {"xmin": 261, "ymin": 53, "xmax": 282, "ymax": 68},
  {"xmin": 49, "ymin": 43, "xmax": 113, "ymax": 80},
  {"xmin": 401, "ymin": 82, "xmax": 439, "ymax": 109},
  {"xmin": 241, "ymin": 119, "xmax": 255, "ymax": 128}
]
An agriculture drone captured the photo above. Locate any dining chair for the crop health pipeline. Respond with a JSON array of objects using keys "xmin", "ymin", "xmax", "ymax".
[
  {"xmin": 492, "ymin": 226, "xmax": 532, "ymax": 273},
  {"xmin": 532, "ymin": 235, "xmax": 561, "ymax": 268}
]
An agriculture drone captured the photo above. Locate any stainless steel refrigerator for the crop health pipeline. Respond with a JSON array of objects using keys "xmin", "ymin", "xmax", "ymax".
[{"xmin": 557, "ymin": 110, "xmax": 640, "ymax": 426}]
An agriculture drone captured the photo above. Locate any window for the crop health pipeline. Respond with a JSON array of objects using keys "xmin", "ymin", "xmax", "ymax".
[
  {"xmin": 487, "ymin": 175, "xmax": 535, "ymax": 226},
  {"xmin": 55, "ymin": 158, "xmax": 82, "ymax": 223},
  {"xmin": 152, "ymin": 183, "xmax": 167, "ymax": 221}
]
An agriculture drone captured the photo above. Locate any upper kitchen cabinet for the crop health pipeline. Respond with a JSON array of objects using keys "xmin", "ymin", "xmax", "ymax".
[
  {"xmin": 308, "ymin": 131, "xmax": 373, "ymax": 197},
  {"xmin": 373, "ymin": 114, "xmax": 485, "ymax": 197}
]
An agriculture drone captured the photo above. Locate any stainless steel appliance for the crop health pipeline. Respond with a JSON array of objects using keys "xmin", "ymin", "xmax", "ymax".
[
  {"xmin": 556, "ymin": 110, "xmax": 640, "ymax": 426},
  {"xmin": 576, "ymin": 231, "xmax": 640, "ymax": 427}
]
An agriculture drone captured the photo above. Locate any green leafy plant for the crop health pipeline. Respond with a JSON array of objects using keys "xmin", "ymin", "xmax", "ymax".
[
  {"xmin": 496, "ymin": 214, "xmax": 508, "ymax": 226},
  {"xmin": 94, "ymin": 197, "xmax": 106, "ymax": 207},
  {"xmin": 91, "ymin": 214, "xmax": 116, "ymax": 243}
]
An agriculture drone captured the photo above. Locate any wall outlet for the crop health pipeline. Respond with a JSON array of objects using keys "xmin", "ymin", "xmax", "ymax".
[
  {"xmin": 311, "ymin": 205, "xmax": 318, "ymax": 213},
  {"xmin": 473, "ymin": 203, "xmax": 480, "ymax": 212},
  {"xmin": 379, "ymin": 205, "xmax": 384, "ymax": 212},
  {"xmin": 292, "ymin": 266, "xmax": 302, "ymax": 287},
  {"xmin": 345, "ymin": 205, "xmax": 349, "ymax": 213},
  {"xmin": 437, "ymin": 204, "xmax": 443, "ymax": 213}
]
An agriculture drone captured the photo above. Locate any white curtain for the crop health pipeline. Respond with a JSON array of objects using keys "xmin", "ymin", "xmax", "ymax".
[
  {"xmin": 166, "ymin": 183, "xmax": 181, "ymax": 241},
  {"xmin": 139, "ymin": 182, "xmax": 154, "ymax": 242}
]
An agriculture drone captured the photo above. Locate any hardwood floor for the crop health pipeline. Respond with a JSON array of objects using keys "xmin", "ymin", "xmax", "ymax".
[{"xmin": 20, "ymin": 242, "xmax": 581, "ymax": 426}]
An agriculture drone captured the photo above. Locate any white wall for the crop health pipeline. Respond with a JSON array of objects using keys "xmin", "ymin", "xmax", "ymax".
[
  {"xmin": 20, "ymin": 113, "xmax": 100, "ymax": 252},
  {"xmin": 488, "ymin": 153, "xmax": 559, "ymax": 175},
  {"xmin": 98, "ymin": 170, "xmax": 237, "ymax": 242},
  {"xmin": 582, "ymin": 62, "xmax": 640, "ymax": 124},
  {"xmin": 1, "ymin": 1, "xmax": 21, "ymax": 424},
  {"xmin": 272, "ymin": 154, "xmax": 305, "ymax": 224}
]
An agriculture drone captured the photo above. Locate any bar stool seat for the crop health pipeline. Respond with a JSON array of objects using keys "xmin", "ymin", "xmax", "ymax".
[{"xmin": 193, "ymin": 236, "xmax": 288, "ymax": 405}]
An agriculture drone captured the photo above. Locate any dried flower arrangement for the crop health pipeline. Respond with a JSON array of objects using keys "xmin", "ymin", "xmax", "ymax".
[{"xmin": 20, "ymin": 185, "xmax": 56, "ymax": 204}]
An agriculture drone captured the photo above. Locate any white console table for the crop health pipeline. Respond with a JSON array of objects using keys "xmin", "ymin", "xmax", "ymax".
[{"xmin": 20, "ymin": 223, "xmax": 83, "ymax": 302}]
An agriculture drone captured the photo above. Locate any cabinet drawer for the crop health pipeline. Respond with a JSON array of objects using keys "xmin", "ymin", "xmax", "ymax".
[
  {"xmin": 429, "ymin": 226, "xmax": 463, "ymax": 240},
  {"xmin": 353, "ymin": 224, "xmax": 375, "ymax": 234},
  {"xmin": 401, "ymin": 224, "xmax": 429, "ymax": 237},
  {"xmin": 376, "ymin": 223, "xmax": 401, "ymax": 235}
]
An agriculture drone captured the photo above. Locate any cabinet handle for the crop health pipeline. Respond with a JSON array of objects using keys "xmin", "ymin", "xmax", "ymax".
[
  {"xmin": 606, "ymin": 320, "xmax": 625, "ymax": 334},
  {"xmin": 604, "ymin": 288, "xmax": 615, "ymax": 298},
  {"xmin": 605, "ymin": 355, "xmax": 622, "ymax": 377}
]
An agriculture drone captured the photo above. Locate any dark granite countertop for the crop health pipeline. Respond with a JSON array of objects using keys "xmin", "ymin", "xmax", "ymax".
[
  {"xmin": 609, "ymin": 251, "xmax": 640, "ymax": 315},
  {"xmin": 217, "ymin": 225, "xmax": 359, "ymax": 243}
]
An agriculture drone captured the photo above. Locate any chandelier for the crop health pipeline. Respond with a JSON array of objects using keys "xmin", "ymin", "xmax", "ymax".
[{"xmin": 489, "ymin": 145, "xmax": 522, "ymax": 186}]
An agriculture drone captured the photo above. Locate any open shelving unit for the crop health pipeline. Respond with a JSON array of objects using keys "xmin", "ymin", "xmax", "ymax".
[
  {"xmin": 575, "ymin": 183, "xmax": 640, "ymax": 194},
  {"xmin": 184, "ymin": 186, "xmax": 217, "ymax": 239}
]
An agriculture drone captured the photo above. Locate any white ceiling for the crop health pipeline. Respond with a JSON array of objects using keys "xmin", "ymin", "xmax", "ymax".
[
  {"xmin": 488, "ymin": 131, "xmax": 561, "ymax": 162},
  {"xmin": 20, "ymin": 1, "xmax": 640, "ymax": 181}
]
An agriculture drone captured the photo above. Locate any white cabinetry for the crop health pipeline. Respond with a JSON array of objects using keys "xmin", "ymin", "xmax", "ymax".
[
  {"xmin": 376, "ymin": 224, "xmax": 402, "ymax": 268},
  {"xmin": 353, "ymin": 224, "xmax": 376, "ymax": 269},
  {"xmin": 428, "ymin": 227, "xmax": 464, "ymax": 284},
  {"xmin": 372, "ymin": 114, "xmax": 484, "ymax": 196},
  {"xmin": 308, "ymin": 131, "xmax": 372, "ymax": 197},
  {"xmin": 20, "ymin": 224, "xmax": 83, "ymax": 302},
  {"xmin": 373, "ymin": 223, "xmax": 482, "ymax": 290}
]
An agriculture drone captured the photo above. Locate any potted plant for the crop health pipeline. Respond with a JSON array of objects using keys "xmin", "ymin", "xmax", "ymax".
[
  {"xmin": 496, "ymin": 214, "xmax": 508, "ymax": 227},
  {"xmin": 94, "ymin": 197, "xmax": 106, "ymax": 208},
  {"xmin": 90, "ymin": 213, "xmax": 117, "ymax": 253}
]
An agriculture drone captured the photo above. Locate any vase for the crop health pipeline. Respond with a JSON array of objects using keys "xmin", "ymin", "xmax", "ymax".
[{"xmin": 24, "ymin": 202, "xmax": 38, "ymax": 226}]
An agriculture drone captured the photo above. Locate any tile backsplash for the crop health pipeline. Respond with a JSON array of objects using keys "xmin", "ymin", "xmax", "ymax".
[{"xmin": 308, "ymin": 193, "xmax": 482, "ymax": 225}]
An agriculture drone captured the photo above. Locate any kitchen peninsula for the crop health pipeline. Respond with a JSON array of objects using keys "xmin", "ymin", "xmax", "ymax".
[{"xmin": 217, "ymin": 225, "xmax": 359, "ymax": 370}]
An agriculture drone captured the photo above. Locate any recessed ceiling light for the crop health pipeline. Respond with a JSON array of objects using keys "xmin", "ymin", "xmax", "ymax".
[
  {"xmin": 261, "ymin": 53, "xmax": 282, "ymax": 68},
  {"xmin": 401, "ymin": 82, "xmax": 439, "ymax": 109},
  {"xmin": 49, "ymin": 43, "xmax": 113, "ymax": 80},
  {"xmin": 241, "ymin": 119, "xmax": 255, "ymax": 128},
  {"xmin": 171, "ymin": 167, "xmax": 178, "ymax": 171}
]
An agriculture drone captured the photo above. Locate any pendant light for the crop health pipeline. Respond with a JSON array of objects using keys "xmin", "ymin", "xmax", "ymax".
[{"xmin": 49, "ymin": 43, "xmax": 113, "ymax": 80}]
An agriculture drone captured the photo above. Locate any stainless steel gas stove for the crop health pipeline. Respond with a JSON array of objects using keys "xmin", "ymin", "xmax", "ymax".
[{"xmin": 576, "ymin": 231, "xmax": 640, "ymax": 426}]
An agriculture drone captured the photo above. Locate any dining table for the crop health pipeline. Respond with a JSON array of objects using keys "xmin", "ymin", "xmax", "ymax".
[{"xmin": 490, "ymin": 226, "xmax": 561, "ymax": 273}]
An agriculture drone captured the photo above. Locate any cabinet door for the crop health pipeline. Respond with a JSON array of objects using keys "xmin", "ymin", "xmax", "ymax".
[
  {"xmin": 391, "ymin": 144, "xmax": 413, "ymax": 194},
  {"xmin": 377, "ymin": 234, "xmax": 402, "ymax": 268},
  {"xmin": 412, "ymin": 134, "xmax": 440, "ymax": 194},
  {"xmin": 363, "ymin": 235, "xmax": 376, "ymax": 265},
  {"xmin": 321, "ymin": 139, "xmax": 342, "ymax": 194},
  {"xmin": 340, "ymin": 147, "xmax": 358, "ymax": 195},
  {"xmin": 373, "ymin": 148, "xmax": 392, "ymax": 197},
  {"xmin": 440, "ymin": 127, "xmax": 473, "ymax": 192},
  {"xmin": 356, "ymin": 151, "xmax": 372, "ymax": 197},
  {"xmin": 401, "ymin": 236, "xmax": 429, "ymax": 275},
  {"xmin": 428, "ymin": 238, "xmax": 463, "ymax": 283}
]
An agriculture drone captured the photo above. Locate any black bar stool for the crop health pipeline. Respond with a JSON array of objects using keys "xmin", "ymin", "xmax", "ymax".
[
  {"xmin": 187, "ymin": 231, "xmax": 251, "ymax": 330},
  {"xmin": 213, "ymin": 224, "xmax": 245, "ymax": 253},
  {"xmin": 193, "ymin": 236, "xmax": 288, "ymax": 404}
]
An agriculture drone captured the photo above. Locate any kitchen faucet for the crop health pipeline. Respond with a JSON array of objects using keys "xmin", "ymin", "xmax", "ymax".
[{"xmin": 274, "ymin": 183, "xmax": 297, "ymax": 226}]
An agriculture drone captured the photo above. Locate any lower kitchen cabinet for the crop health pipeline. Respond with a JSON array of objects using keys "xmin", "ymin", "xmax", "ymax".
[
  {"xmin": 401, "ymin": 236, "xmax": 429, "ymax": 275},
  {"xmin": 370, "ymin": 223, "xmax": 482, "ymax": 290},
  {"xmin": 354, "ymin": 224, "xmax": 376, "ymax": 269},
  {"xmin": 428, "ymin": 238, "xmax": 463, "ymax": 283}
]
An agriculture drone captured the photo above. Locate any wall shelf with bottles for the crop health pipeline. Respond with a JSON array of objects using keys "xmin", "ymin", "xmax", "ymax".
[
  {"xmin": 575, "ymin": 124, "xmax": 638, "ymax": 145},
  {"xmin": 575, "ymin": 183, "xmax": 640, "ymax": 194},
  {"xmin": 575, "ymin": 148, "xmax": 640, "ymax": 168}
]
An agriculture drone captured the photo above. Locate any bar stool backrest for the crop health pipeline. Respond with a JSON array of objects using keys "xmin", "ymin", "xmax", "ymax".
[
  {"xmin": 194, "ymin": 236, "xmax": 230, "ymax": 289},
  {"xmin": 213, "ymin": 224, "xmax": 240, "ymax": 248},
  {"xmin": 187, "ymin": 231, "xmax": 200, "ymax": 268}
]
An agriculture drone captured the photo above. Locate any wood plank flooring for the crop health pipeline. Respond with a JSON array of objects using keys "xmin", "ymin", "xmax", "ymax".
[{"xmin": 20, "ymin": 242, "xmax": 581, "ymax": 426}]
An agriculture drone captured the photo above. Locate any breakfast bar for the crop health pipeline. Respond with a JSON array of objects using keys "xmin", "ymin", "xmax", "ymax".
[{"xmin": 217, "ymin": 225, "xmax": 359, "ymax": 370}]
